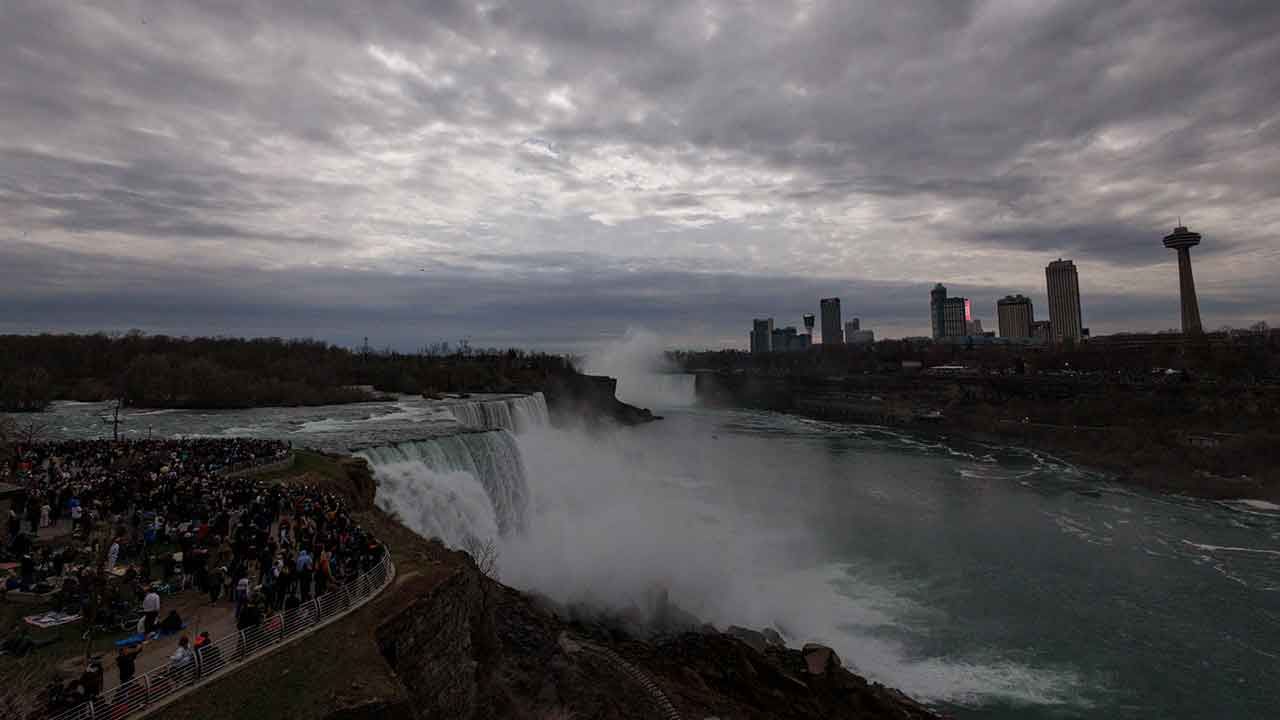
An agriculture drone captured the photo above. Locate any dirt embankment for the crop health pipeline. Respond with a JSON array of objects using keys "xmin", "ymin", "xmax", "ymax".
[{"xmin": 162, "ymin": 453, "xmax": 936, "ymax": 720}]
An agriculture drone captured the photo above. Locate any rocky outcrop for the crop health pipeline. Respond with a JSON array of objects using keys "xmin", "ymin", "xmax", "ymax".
[
  {"xmin": 372, "ymin": 551, "xmax": 937, "ymax": 720},
  {"xmin": 542, "ymin": 372, "xmax": 657, "ymax": 427}
]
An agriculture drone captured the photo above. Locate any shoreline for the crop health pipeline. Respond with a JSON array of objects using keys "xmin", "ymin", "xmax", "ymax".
[{"xmin": 768, "ymin": 404, "xmax": 1278, "ymax": 502}]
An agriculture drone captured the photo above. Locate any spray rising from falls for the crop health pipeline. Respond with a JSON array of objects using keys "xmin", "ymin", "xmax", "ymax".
[
  {"xmin": 361, "ymin": 430, "xmax": 530, "ymax": 547},
  {"xmin": 582, "ymin": 329, "xmax": 696, "ymax": 408},
  {"xmin": 448, "ymin": 393, "xmax": 550, "ymax": 433}
]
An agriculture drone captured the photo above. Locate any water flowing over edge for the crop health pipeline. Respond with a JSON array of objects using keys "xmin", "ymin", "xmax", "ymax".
[
  {"xmin": 360, "ymin": 429, "xmax": 530, "ymax": 543},
  {"xmin": 449, "ymin": 392, "xmax": 550, "ymax": 433}
]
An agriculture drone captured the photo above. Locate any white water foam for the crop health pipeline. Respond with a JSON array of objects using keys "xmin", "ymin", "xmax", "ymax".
[{"xmin": 1182, "ymin": 540, "xmax": 1280, "ymax": 557}]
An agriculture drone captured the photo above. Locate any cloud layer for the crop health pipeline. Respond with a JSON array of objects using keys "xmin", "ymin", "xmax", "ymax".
[{"xmin": 3, "ymin": 1, "xmax": 1278, "ymax": 348}]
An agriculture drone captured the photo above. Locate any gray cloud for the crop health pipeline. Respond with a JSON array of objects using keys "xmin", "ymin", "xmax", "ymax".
[{"xmin": 2, "ymin": 0, "xmax": 1278, "ymax": 349}]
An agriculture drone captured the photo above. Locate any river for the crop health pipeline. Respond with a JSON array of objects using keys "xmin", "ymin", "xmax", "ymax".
[{"xmin": 10, "ymin": 389, "xmax": 1280, "ymax": 719}]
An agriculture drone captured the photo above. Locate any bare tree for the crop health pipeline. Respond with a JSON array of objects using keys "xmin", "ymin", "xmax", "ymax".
[{"xmin": 463, "ymin": 536, "xmax": 500, "ymax": 580}]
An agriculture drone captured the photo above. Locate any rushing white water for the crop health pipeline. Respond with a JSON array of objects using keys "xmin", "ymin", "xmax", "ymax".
[
  {"xmin": 362, "ymin": 430, "xmax": 530, "ymax": 540},
  {"xmin": 448, "ymin": 393, "xmax": 550, "ymax": 433}
]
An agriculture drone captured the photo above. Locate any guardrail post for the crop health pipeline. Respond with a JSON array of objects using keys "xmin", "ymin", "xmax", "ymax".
[{"xmin": 311, "ymin": 597, "xmax": 321, "ymax": 626}]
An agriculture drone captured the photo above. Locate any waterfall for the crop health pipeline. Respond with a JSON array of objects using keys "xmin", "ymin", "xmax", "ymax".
[
  {"xmin": 361, "ymin": 429, "xmax": 530, "ymax": 547},
  {"xmin": 449, "ymin": 392, "xmax": 550, "ymax": 433}
]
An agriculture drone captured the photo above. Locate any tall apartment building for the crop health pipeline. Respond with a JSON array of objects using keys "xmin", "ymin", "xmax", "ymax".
[
  {"xmin": 930, "ymin": 284, "xmax": 947, "ymax": 339},
  {"xmin": 943, "ymin": 297, "xmax": 971, "ymax": 337},
  {"xmin": 997, "ymin": 294, "xmax": 1034, "ymax": 338},
  {"xmin": 771, "ymin": 326, "xmax": 811, "ymax": 352},
  {"xmin": 844, "ymin": 318, "xmax": 860, "ymax": 340},
  {"xmin": 1045, "ymin": 259, "xmax": 1083, "ymax": 342},
  {"xmin": 820, "ymin": 297, "xmax": 843, "ymax": 345},
  {"xmin": 750, "ymin": 318, "xmax": 774, "ymax": 354}
]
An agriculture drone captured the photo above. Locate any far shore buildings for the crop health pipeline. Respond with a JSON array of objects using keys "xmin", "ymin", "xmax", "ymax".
[
  {"xmin": 771, "ymin": 325, "xmax": 812, "ymax": 352},
  {"xmin": 750, "ymin": 317, "xmax": 774, "ymax": 354},
  {"xmin": 942, "ymin": 297, "xmax": 971, "ymax": 338},
  {"xmin": 997, "ymin": 294, "xmax": 1034, "ymax": 339},
  {"xmin": 820, "ymin": 297, "xmax": 843, "ymax": 345},
  {"xmin": 749, "ymin": 317, "xmax": 812, "ymax": 353},
  {"xmin": 1045, "ymin": 259, "xmax": 1084, "ymax": 343},
  {"xmin": 845, "ymin": 317, "xmax": 875, "ymax": 344},
  {"xmin": 930, "ymin": 284, "xmax": 948, "ymax": 340}
]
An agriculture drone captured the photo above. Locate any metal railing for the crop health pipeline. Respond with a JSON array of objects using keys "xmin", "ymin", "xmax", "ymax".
[{"xmin": 48, "ymin": 550, "xmax": 395, "ymax": 720}]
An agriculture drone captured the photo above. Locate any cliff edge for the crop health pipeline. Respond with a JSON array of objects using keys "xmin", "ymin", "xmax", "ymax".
[{"xmin": 158, "ymin": 453, "xmax": 935, "ymax": 720}]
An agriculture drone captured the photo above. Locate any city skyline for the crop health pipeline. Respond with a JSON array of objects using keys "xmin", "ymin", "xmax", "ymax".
[{"xmin": 2, "ymin": 3, "xmax": 1279, "ymax": 352}]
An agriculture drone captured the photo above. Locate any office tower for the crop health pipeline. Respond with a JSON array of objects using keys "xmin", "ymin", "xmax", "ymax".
[
  {"xmin": 930, "ymin": 284, "xmax": 947, "ymax": 339},
  {"xmin": 1045, "ymin": 259, "xmax": 1083, "ymax": 342},
  {"xmin": 1163, "ymin": 224, "xmax": 1204, "ymax": 335},
  {"xmin": 820, "ymin": 297, "xmax": 843, "ymax": 345},
  {"xmin": 750, "ymin": 318, "xmax": 774, "ymax": 354},
  {"xmin": 844, "ymin": 318, "xmax": 861, "ymax": 340},
  {"xmin": 1031, "ymin": 320, "xmax": 1053, "ymax": 342},
  {"xmin": 943, "ymin": 297, "xmax": 971, "ymax": 337},
  {"xmin": 997, "ymin": 294, "xmax": 1034, "ymax": 338}
]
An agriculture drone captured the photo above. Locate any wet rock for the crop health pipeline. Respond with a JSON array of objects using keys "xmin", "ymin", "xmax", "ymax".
[
  {"xmin": 801, "ymin": 643, "xmax": 841, "ymax": 675},
  {"xmin": 725, "ymin": 626, "xmax": 768, "ymax": 653}
]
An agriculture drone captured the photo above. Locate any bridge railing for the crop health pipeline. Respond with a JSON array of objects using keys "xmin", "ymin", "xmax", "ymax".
[{"xmin": 48, "ymin": 550, "xmax": 394, "ymax": 720}]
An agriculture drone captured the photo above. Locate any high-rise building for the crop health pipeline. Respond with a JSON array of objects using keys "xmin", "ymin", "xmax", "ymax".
[
  {"xmin": 943, "ymin": 297, "xmax": 971, "ymax": 337},
  {"xmin": 1163, "ymin": 224, "xmax": 1204, "ymax": 335},
  {"xmin": 967, "ymin": 318, "xmax": 984, "ymax": 335},
  {"xmin": 930, "ymin": 284, "xmax": 947, "ymax": 339},
  {"xmin": 750, "ymin": 318, "xmax": 774, "ymax": 354},
  {"xmin": 771, "ymin": 326, "xmax": 810, "ymax": 352},
  {"xmin": 1031, "ymin": 320, "xmax": 1053, "ymax": 342},
  {"xmin": 848, "ymin": 329, "xmax": 875, "ymax": 344},
  {"xmin": 820, "ymin": 297, "xmax": 843, "ymax": 345},
  {"xmin": 844, "ymin": 318, "xmax": 860, "ymax": 340},
  {"xmin": 1045, "ymin": 259, "xmax": 1083, "ymax": 343},
  {"xmin": 997, "ymin": 294, "xmax": 1034, "ymax": 338}
]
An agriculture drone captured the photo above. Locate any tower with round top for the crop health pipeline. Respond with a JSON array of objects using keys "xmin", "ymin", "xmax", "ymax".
[{"xmin": 1162, "ymin": 224, "xmax": 1203, "ymax": 335}]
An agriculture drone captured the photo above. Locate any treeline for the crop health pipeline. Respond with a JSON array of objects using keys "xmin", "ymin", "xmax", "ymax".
[
  {"xmin": 0, "ymin": 332, "xmax": 574, "ymax": 411},
  {"xmin": 674, "ymin": 329, "xmax": 1280, "ymax": 382}
]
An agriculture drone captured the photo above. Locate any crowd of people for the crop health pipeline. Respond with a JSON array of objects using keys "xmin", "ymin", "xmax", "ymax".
[{"xmin": 1, "ymin": 438, "xmax": 388, "ymax": 717}]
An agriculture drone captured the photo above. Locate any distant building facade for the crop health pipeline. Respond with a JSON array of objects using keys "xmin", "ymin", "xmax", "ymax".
[
  {"xmin": 967, "ymin": 318, "xmax": 984, "ymax": 335},
  {"xmin": 848, "ymin": 329, "xmax": 875, "ymax": 344},
  {"xmin": 1031, "ymin": 320, "xmax": 1053, "ymax": 342},
  {"xmin": 750, "ymin": 318, "xmax": 774, "ymax": 354},
  {"xmin": 997, "ymin": 294, "xmax": 1034, "ymax": 339},
  {"xmin": 820, "ymin": 297, "xmax": 843, "ymax": 345},
  {"xmin": 1045, "ymin": 259, "xmax": 1083, "ymax": 342},
  {"xmin": 943, "ymin": 297, "xmax": 971, "ymax": 337},
  {"xmin": 771, "ymin": 326, "xmax": 811, "ymax": 352},
  {"xmin": 930, "ymin": 284, "xmax": 947, "ymax": 340}
]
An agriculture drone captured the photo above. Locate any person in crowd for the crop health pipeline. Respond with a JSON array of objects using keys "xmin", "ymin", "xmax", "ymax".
[
  {"xmin": 159, "ymin": 609, "xmax": 184, "ymax": 634},
  {"xmin": 168, "ymin": 635, "xmax": 194, "ymax": 678},
  {"xmin": 142, "ymin": 585, "xmax": 161, "ymax": 634},
  {"xmin": 116, "ymin": 642, "xmax": 141, "ymax": 684},
  {"xmin": 234, "ymin": 574, "xmax": 251, "ymax": 619}
]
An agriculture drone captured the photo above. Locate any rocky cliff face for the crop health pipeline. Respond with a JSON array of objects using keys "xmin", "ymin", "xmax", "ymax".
[
  {"xmin": 372, "ymin": 554, "xmax": 938, "ymax": 720},
  {"xmin": 541, "ymin": 372, "xmax": 657, "ymax": 427}
]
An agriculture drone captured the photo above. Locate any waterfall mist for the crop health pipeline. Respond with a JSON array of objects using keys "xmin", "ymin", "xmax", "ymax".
[{"xmin": 582, "ymin": 328, "xmax": 695, "ymax": 409}]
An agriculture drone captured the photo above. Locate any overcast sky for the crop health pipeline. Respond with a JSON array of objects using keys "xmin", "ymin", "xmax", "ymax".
[{"xmin": 3, "ymin": 1, "xmax": 1278, "ymax": 351}]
